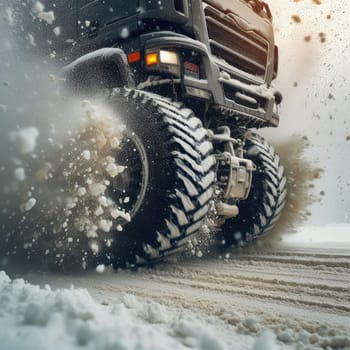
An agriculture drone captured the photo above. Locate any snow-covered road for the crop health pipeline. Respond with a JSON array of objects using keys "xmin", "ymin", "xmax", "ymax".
[{"xmin": 7, "ymin": 227, "xmax": 349, "ymax": 350}]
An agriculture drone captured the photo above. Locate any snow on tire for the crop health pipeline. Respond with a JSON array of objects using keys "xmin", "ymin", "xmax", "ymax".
[
  {"xmin": 101, "ymin": 89, "xmax": 216, "ymax": 267},
  {"xmin": 221, "ymin": 132, "xmax": 287, "ymax": 246}
]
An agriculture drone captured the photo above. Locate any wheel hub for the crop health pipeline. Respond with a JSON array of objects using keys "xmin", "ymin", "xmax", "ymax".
[{"xmin": 108, "ymin": 130, "xmax": 149, "ymax": 222}]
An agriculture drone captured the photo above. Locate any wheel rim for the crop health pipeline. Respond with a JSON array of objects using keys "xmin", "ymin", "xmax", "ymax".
[{"xmin": 108, "ymin": 130, "xmax": 149, "ymax": 222}]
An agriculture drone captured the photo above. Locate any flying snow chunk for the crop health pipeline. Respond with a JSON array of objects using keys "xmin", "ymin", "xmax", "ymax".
[
  {"xmin": 106, "ymin": 164, "xmax": 124, "ymax": 178},
  {"xmin": 96, "ymin": 264, "xmax": 105, "ymax": 274},
  {"xmin": 82, "ymin": 150, "xmax": 91, "ymax": 160},
  {"xmin": 14, "ymin": 168, "xmax": 26, "ymax": 182},
  {"xmin": 5, "ymin": 8, "xmax": 14, "ymax": 26},
  {"xmin": 89, "ymin": 183, "xmax": 106, "ymax": 197},
  {"xmin": 77, "ymin": 187, "xmax": 87, "ymax": 197},
  {"xmin": 32, "ymin": 1, "xmax": 45, "ymax": 13},
  {"xmin": 110, "ymin": 137, "xmax": 120, "ymax": 149},
  {"xmin": 94, "ymin": 206, "xmax": 104, "ymax": 217},
  {"xmin": 99, "ymin": 219, "xmax": 113, "ymax": 232},
  {"xmin": 89, "ymin": 241, "xmax": 99, "ymax": 254},
  {"xmin": 98, "ymin": 196, "xmax": 108, "ymax": 207},
  {"xmin": 37, "ymin": 11, "xmax": 55, "ymax": 25},
  {"xmin": 120, "ymin": 27, "xmax": 129, "ymax": 39},
  {"xmin": 9, "ymin": 127, "xmax": 39, "ymax": 155},
  {"xmin": 26, "ymin": 34, "xmax": 37, "ymax": 47},
  {"xmin": 53, "ymin": 27, "xmax": 61, "ymax": 36},
  {"xmin": 24, "ymin": 198, "xmax": 37, "ymax": 211}
]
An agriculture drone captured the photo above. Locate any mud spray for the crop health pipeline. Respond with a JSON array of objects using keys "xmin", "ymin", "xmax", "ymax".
[{"xmin": 264, "ymin": 136, "xmax": 323, "ymax": 245}]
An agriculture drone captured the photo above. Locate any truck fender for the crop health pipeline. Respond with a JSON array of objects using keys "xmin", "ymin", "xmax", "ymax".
[{"xmin": 62, "ymin": 48, "xmax": 135, "ymax": 93}]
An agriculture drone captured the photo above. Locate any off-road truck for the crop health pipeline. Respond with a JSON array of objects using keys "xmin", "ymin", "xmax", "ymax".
[{"xmin": 19, "ymin": 0, "xmax": 287, "ymax": 266}]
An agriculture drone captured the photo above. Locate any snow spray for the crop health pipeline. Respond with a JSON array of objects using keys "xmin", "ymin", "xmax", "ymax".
[{"xmin": 0, "ymin": 3, "xmax": 128, "ymax": 270}]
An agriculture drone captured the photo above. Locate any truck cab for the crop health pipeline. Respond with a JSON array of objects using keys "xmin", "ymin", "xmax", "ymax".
[{"xmin": 20, "ymin": 0, "xmax": 281, "ymax": 128}]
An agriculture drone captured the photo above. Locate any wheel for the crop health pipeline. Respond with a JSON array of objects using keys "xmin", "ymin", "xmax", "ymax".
[
  {"xmin": 221, "ymin": 132, "xmax": 287, "ymax": 246},
  {"xmin": 101, "ymin": 89, "xmax": 216, "ymax": 267}
]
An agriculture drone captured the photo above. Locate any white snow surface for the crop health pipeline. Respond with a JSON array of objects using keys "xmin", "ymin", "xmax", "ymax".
[{"xmin": 0, "ymin": 271, "xmax": 270, "ymax": 350}]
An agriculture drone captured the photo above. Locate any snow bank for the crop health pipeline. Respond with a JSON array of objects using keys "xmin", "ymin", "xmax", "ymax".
[
  {"xmin": 0, "ymin": 271, "xmax": 269, "ymax": 350},
  {"xmin": 2, "ymin": 269, "xmax": 347, "ymax": 350},
  {"xmin": 253, "ymin": 331, "xmax": 278, "ymax": 350}
]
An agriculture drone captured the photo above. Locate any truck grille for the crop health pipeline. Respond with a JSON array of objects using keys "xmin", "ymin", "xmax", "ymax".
[{"xmin": 204, "ymin": 5, "xmax": 268, "ymax": 79}]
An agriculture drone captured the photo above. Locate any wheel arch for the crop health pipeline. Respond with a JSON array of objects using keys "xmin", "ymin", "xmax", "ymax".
[{"xmin": 61, "ymin": 48, "xmax": 135, "ymax": 94}]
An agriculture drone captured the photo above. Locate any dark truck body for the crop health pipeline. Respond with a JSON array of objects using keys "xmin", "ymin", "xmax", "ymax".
[
  {"xmin": 12, "ymin": 0, "xmax": 288, "ymax": 266},
  {"xmin": 21, "ymin": 0, "xmax": 281, "ymax": 128}
]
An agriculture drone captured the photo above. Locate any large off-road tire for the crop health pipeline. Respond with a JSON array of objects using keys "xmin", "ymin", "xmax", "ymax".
[
  {"xmin": 102, "ymin": 89, "xmax": 216, "ymax": 267},
  {"xmin": 221, "ymin": 132, "xmax": 287, "ymax": 246}
]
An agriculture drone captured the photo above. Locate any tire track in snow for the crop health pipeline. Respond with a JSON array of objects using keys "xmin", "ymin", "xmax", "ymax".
[
  {"xmin": 22, "ymin": 244, "xmax": 350, "ymax": 333},
  {"xmin": 133, "ymin": 247, "xmax": 350, "ymax": 314}
]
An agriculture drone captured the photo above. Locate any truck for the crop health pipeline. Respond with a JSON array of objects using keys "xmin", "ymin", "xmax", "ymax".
[{"xmin": 17, "ymin": 0, "xmax": 287, "ymax": 267}]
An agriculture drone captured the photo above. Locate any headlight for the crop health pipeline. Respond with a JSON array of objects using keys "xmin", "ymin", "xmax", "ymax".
[
  {"xmin": 159, "ymin": 50, "xmax": 179, "ymax": 65},
  {"xmin": 144, "ymin": 49, "xmax": 181, "ymax": 76}
]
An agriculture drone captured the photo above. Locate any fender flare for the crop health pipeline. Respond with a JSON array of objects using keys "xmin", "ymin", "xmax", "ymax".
[{"xmin": 62, "ymin": 48, "xmax": 135, "ymax": 92}]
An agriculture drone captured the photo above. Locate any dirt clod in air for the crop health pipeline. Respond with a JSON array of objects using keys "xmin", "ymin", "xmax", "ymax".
[
  {"xmin": 304, "ymin": 36, "xmax": 312, "ymax": 42},
  {"xmin": 291, "ymin": 15, "xmax": 301, "ymax": 23},
  {"xmin": 318, "ymin": 32, "xmax": 326, "ymax": 43},
  {"xmin": 311, "ymin": 168, "xmax": 323, "ymax": 180},
  {"xmin": 312, "ymin": 0, "xmax": 322, "ymax": 4}
]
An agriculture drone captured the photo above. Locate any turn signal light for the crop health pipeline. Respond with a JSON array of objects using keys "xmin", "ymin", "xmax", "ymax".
[{"xmin": 145, "ymin": 52, "xmax": 158, "ymax": 66}]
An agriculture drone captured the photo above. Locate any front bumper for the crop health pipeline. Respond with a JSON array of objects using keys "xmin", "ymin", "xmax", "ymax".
[{"xmin": 140, "ymin": 32, "xmax": 281, "ymax": 127}]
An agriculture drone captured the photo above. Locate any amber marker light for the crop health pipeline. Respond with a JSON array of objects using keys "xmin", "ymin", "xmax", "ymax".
[
  {"xmin": 127, "ymin": 51, "xmax": 141, "ymax": 63},
  {"xmin": 145, "ymin": 52, "xmax": 158, "ymax": 66}
]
